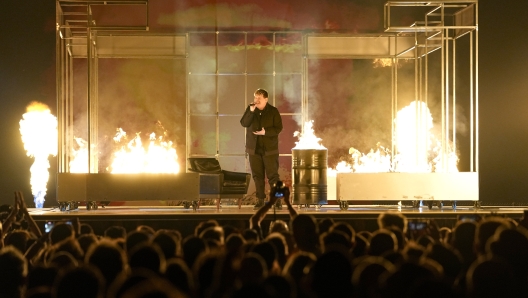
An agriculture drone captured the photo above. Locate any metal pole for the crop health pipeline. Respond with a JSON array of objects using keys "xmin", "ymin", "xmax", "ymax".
[
  {"xmin": 86, "ymin": 4, "xmax": 92, "ymax": 173},
  {"xmin": 440, "ymin": 4, "xmax": 446, "ymax": 172},
  {"xmin": 56, "ymin": 1, "xmax": 64, "ymax": 172},
  {"xmin": 475, "ymin": 3, "xmax": 479, "ymax": 173},
  {"xmin": 445, "ymin": 27, "xmax": 449, "ymax": 172},
  {"xmin": 185, "ymin": 33, "xmax": 190, "ymax": 171},
  {"xmin": 452, "ymin": 36, "xmax": 456, "ymax": 163},
  {"xmin": 215, "ymin": 32, "xmax": 219, "ymax": 157},
  {"xmin": 469, "ymin": 30, "xmax": 473, "ymax": 171},
  {"xmin": 414, "ymin": 30, "xmax": 420, "ymax": 168},
  {"xmin": 68, "ymin": 31, "xmax": 73, "ymax": 173}
]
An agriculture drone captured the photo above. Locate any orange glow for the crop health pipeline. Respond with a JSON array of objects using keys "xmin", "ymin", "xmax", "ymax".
[
  {"xmin": 19, "ymin": 102, "xmax": 57, "ymax": 208},
  {"xmin": 69, "ymin": 137, "xmax": 89, "ymax": 173},
  {"xmin": 349, "ymin": 145, "xmax": 392, "ymax": 173},
  {"xmin": 329, "ymin": 100, "xmax": 458, "ymax": 174},
  {"xmin": 394, "ymin": 100, "xmax": 458, "ymax": 173},
  {"xmin": 109, "ymin": 128, "xmax": 180, "ymax": 173},
  {"xmin": 293, "ymin": 120, "xmax": 326, "ymax": 149},
  {"xmin": 70, "ymin": 128, "xmax": 180, "ymax": 174}
]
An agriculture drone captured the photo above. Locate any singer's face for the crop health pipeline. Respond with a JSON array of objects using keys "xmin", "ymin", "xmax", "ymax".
[{"xmin": 253, "ymin": 94, "xmax": 268, "ymax": 110}]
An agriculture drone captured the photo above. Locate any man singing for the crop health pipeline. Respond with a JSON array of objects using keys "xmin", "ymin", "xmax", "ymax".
[{"xmin": 240, "ymin": 88, "xmax": 283, "ymax": 209}]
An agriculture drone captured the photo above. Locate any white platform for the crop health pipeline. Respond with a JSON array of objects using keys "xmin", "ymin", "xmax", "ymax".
[{"xmin": 336, "ymin": 172, "xmax": 478, "ymax": 202}]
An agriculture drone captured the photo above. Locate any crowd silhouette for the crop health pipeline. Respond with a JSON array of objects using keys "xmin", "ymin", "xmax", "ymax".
[{"xmin": 1, "ymin": 187, "xmax": 528, "ymax": 298}]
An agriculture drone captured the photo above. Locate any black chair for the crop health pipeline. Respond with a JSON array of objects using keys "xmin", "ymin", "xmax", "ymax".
[{"xmin": 188, "ymin": 158, "xmax": 251, "ymax": 210}]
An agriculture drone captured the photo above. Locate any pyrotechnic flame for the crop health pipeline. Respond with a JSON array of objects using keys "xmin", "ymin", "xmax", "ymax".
[
  {"xmin": 431, "ymin": 139, "xmax": 459, "ymax": 173},
  {"xmin": 394, "ymin": 100, "xmax": 458, "ymax": 173},
  {"xmin": 19, "ymin": 102, "xmax": 57, "ymax": 208},
  {"xmin": 373, "ymin": 58, "xmax": 393, "ymax": 68},
  {"xmin": 349, "ymin": 145, "xmax": 392, "ymax": 173},
  {"xmin": 70, "ymin": 127, "xmax": 180, "ymax": 174},
  {"xmin": 393, "ymin": 101, "xmax": 432, "ymax": 172},
  {"xmin": 108, "ymin": 128, "xmax": 180, "ymax": 174},
  {"xmin": 329, "ymin": 100, "xmax": 458, "ymax": 174},
  {"xmin": 335, "ymin": 161, "xmax": 352, "ymax": 173},
  {"xmin": 373, "ymin": 58, "xmax": 410, "ymax": 68},
  {"xmin": 69, "ymin": 137, "xmax": 88, "ymax": 173},
  {"xmin": 293, "ymin": 120, "xmax": 326, "ymax": 150}
]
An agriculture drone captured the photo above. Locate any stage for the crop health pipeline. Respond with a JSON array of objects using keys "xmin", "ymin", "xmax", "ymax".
[{"xmin": 28, "ymin": 202, "xmax": 527, "ymax": 238}]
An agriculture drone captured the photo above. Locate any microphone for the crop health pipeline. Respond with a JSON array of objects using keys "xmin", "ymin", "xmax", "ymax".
[{"xmin": 249, "ymin": 103, "xmax": 256, "ymax": 106}]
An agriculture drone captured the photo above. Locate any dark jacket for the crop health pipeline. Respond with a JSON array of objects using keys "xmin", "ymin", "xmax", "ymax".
[{"xmin": 240, "ymin": 103, "xmax": 283, "ymax": 156}]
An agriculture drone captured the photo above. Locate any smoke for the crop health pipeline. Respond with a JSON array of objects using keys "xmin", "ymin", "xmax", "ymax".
[
  {"xmin": 68, "ymin": 58, "xmax": 187, "ymax": 172},
  {"xmin": 157, "ymin": 3, "xmax": 292, "ymax": 29},
  {"xmin": 154, "ymin": 0, "xmax": 382, "ymax": 32},
  {"xmin": 305, "ymin": 59, "xmax": 393, "ymax": 167}
]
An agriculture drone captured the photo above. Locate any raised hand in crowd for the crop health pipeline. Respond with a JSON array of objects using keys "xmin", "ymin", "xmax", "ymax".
[
  {"xmin": 280, "ymin": 183, "xmax": 298, "ymax": 218},
  {"xmin": 15, "ymin": 191, "xmax": 42, "ymax": 238},
  {"xmin": 1, "ymin": 191, "xmax": 21, "ymax": 235},
  {"xmin": 250, "ymin": 181, "xmax": 292, "ymax": 239}
]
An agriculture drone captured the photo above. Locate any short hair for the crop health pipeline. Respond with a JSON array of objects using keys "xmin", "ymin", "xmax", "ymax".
[
  {"xmin": 368, "ymin": 229, "xmax": 398, "ymax": 256},
  {"xmin": 250, "ymin": 241, "xmax": 278, "ymax": 271},
  {"xmin": 475, "ymin": 217, "xmax": 512, "ymax": 254},
  {"xmin": 318, "ymin": 218, "xmax": 335, "ymax": 234},
  {"xmin": 377, "ymin": 212, "xmax": 408, "ymax": 233},
  {"xmin": 269, "ymin": 220, "xmax": 289, "ymax": 234},
  {"xmin": 49, "ymin": 223, "xmax": 75, "ymax": 245},
  {"xmin": 85, "ymin": 240, "xmax": 127, "ymax": 286},
  {"xmin": 79, "ymin": 223, "xmax": 94, "ymax": 235},
  {"xmin": 53, "ymin": 265, "xmax": 104, "ymax": 298},
  {"xmin": 125, "ymin": 230, "xmax": 150, "ymax": 253},
  {"xmin": 329, "ymin": 222, "xmax": 356, "ymax": 243},
  {"xmin": 320, "ymin": 230, "xmax": 353, "ymax": 253},
  {"xmin": 194, "ymin": 220, "xmax": 219, "ymax": 237},
  {"xmin": 152, "ymin": 230, "xmax": 181, "ymax": 259},
  {"xmin": 104, "ymin": 226, "xmax": 127, "ymax": 239},
  {"xmin": 0, "ymin": 246, "xmax": 28, "ymax": 297},
  {"xmin": 254, "ymin": 88, "xmax": 268, "ymax": 98},
  {"xmin": 128, "ymin": 242, "xmax": 166, "ymax": 274},
  {"xmin": 199, "ymin": 226, "xmax": 225, "ymax": 245},
  {"xmin": 4, "ymin": 230, "xmax": 31, "ymax": 254}
]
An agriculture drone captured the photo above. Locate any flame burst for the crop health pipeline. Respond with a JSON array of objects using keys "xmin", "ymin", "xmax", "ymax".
[
  {"xmin": 327, "ymin": 101, "xmax": 458, "ymax": 174},
  {"xmin": 394, "ymin": 101, "xmax": 458, "ymax": 173},
  {"xmin": 19, "ymin": 102, "xmax": 57, "ymax": 208},
  {"xmin": 293, "ymin": 120, "xmax": 326, "ymax": 149},
  {"xmin": 69, "ymin": 128, "xmax": 180, "ymax": 174},
  {"xmin": 349, "ymin": 144, "xmax": 392, "ymax": 173},
  {"xmin": 393, "ymin": 100, "xmax": 433, "ymax": 172},
  {"xmin": 108, "ymin": 128, "xmax": 180, "ymax": 173},
  {"xmin": 69, "ymin": 137, "xmax": 89, "ymax": 173}
]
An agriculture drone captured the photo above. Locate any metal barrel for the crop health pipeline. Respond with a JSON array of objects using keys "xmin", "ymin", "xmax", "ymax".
[{"xmin": 292, "ymin": 149, "xmax": 328, "ymax": 205}]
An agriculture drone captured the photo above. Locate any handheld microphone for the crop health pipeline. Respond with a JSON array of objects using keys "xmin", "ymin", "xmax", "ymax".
[{"xmin": 249, "ymin": 103, "xmax": 256, "ymax": 106}]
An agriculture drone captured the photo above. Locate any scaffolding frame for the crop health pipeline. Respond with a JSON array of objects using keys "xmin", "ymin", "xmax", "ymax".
[{"xmin": 56, "ymin": 1, "xmax": 478, "ymax": 201}]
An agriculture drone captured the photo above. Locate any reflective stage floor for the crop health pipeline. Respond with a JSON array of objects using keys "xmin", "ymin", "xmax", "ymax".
[{"xmin": 27, "ymin": 202, "xmax": 527, "ymax": 238}]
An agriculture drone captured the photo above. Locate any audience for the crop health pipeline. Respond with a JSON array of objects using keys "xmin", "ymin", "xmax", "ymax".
[{"xmin": 2, "ymin": 188, "xmax": 528, "ymax": 298}]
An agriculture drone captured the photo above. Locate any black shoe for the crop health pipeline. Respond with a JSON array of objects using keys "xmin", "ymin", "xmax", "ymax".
[{"xmin": 253, "ymin": 199, "xmax": 264, "ymax": 210}]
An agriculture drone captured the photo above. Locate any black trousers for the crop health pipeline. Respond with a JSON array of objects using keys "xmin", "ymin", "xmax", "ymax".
[{"xmin": 248, "ymin": 153, "xmax": 280, "ymax": 200}]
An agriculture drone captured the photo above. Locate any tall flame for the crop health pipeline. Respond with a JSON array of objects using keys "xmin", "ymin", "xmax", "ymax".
[
  {"xmin": 69, "ymin": 137, "xmax": 88, "ymax": 173},
  {"xmin": 393, "ymin": 100, "xmax": 433, "ymax": 172},
  {"xmin": 19, "ymin": 102, "xmax": 57, "ymax": 208},
  {"xmin": 394, "ymin": 100, "xmax": 458, "ymax": 173},
  {"xmin": 293, "ymin": 120, "xmax": 326, "ymax": 149},
  {"xmin": 330, "ymin": 100, "xmax": 458, "ymax": 174}
]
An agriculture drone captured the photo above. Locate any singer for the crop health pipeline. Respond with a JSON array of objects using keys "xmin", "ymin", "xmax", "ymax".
[{"xmin": 240, "ymin": 88, "xmax": 283, "ymax": 209}]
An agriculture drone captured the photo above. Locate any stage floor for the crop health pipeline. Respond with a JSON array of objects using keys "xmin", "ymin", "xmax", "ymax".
[{"xmin": 28, "ymin": 203, "xmax": 526, "ymax": 237}]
